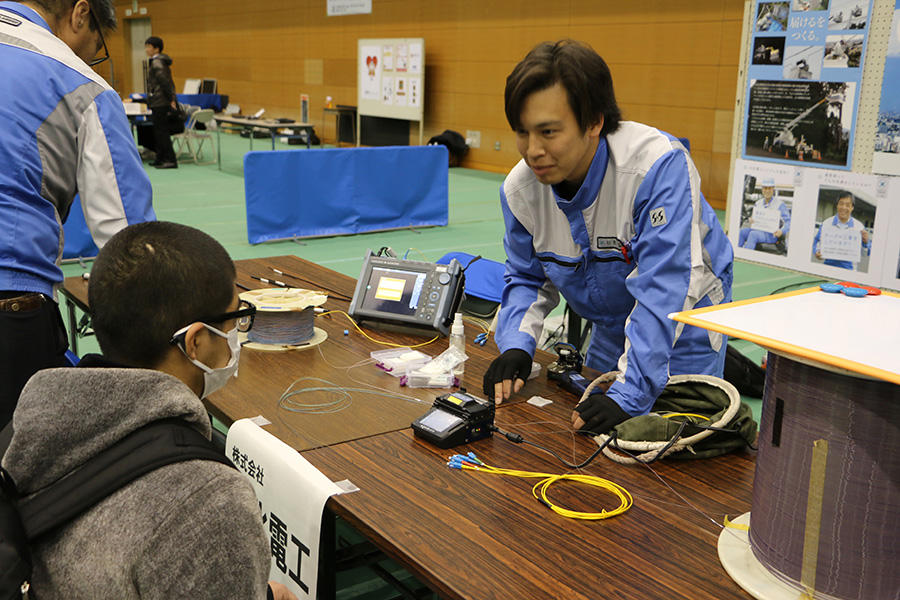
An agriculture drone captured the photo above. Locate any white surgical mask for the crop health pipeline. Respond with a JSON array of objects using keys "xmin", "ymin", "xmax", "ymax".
[{"xmin": 174, "ymin": 323, "xmax": 241, "ymax": 398}]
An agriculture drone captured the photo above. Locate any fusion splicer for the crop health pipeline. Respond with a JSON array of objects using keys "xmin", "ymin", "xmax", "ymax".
[
  {"xmin": 411, "ymin": 391, "xmax": 495, "ymax": 449},
  {"xmin": 547, "ymin": 342, "xmax": 605, "ymax": 399},
  {"xmin": 349, "ymin": 249, "xmax": 465, "ymax": 336}
]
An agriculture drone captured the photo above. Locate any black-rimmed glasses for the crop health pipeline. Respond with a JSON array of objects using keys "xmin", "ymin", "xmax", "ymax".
[
  {"xmin": 87, "ymin": 10, "xmax": 109, "ymax": 67},
  {"xmin": 203, "ymin": 300, "xmax": 257, "ymax": 333}
]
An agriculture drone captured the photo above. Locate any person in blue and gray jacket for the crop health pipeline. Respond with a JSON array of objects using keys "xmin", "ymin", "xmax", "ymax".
[
  {"xmin": 737, "ymin": 177, "xmax": 791, "ymax": 251},
  {"xmin": 0, "ymin": 0, "xmax": 155, "ymax": 429},
  {"xmin": 483, "ymin": 40, "xmax": 734, "ymax": 435}
]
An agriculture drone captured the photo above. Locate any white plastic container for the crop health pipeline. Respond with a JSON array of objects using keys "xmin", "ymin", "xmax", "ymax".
[
  {"xmin": 449, "ymin": 313, "xmax": 465, "ymax": 376},
  {"xmin": 370, "ymin": 348, "xmax": 431, "ymax": 377}
]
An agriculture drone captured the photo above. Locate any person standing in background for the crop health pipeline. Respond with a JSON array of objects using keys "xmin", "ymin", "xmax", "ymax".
[{"xmin": 145, "ymin": 35, "xmax": 178, "ymax": 169}]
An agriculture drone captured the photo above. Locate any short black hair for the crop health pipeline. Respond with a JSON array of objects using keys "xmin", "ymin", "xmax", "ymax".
[
  {"xmin": 505, "ymin": 39, "xmax": 622, "ymax": 136},
  {"xmin": 145, "ymin": 36, "xmax": 164, "ymax": 51},
  {"xmin": 837, "ymin": 191, "xmax": 854, "ymax": 204},
  {"xmin": 89, "ymin": 221, "xmax": 236, "ymax": 368},
  {"xmin": 20, "ymin": 0, "xmax": 116, "ymax": 30}
]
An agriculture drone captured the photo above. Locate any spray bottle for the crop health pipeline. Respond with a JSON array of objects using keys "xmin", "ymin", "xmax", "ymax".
[{"xmin": 450, "ymin": 312, "xmax": 465, "ymax": 377}]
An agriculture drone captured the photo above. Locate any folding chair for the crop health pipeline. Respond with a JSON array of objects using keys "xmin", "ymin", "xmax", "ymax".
[{"xmin": 173, "ymin": 108, "xmax": 217, "ymax": 165}]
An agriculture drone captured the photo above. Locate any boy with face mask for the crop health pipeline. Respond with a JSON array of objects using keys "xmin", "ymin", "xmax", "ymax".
[{"xmin": 2, "ymin": 221, "xmax": 295, "ymax": 600}]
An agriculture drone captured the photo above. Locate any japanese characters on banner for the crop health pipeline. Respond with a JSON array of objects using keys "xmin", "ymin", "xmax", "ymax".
[
  {"xmin": 730, "ymin": 159, "xmax": 899, "ymax": 288},
  {"xmin": 873, "ymin": 0, "xmax": 900, "ymax": 175},
  {"xmin": 226, "ymin": 420, "xmax": 346, "ymax": 600},
  {"xmin": 743, "ymin": 0, "xmax": 874, "ymax": 170}
]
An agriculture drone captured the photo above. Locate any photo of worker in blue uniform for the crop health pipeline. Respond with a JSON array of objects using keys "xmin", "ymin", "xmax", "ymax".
[
  {"xmin": 483, "ymin": 40, "xmax": 734, "ymax": 436},
  {"xmin": 812, "ymin": 190, "xmax": 872, "ymax": 271},
  {"xmin": 737, "ymin": 177, "xmax": 791, "ymax": 253}
]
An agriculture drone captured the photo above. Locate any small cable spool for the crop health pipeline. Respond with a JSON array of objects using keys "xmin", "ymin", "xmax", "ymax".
[{"xmin": 239, "ymin": 288, "xmax": 328, "ymax": 351}]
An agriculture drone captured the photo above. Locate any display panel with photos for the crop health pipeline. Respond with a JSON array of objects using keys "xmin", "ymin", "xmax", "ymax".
[
  {"xmin": 730, "ymin": 160, "xmax": 897, "ymax": 288},
  {"xmin": 743, "ymin": 0, "xmax": 874, "ymax": 170}
]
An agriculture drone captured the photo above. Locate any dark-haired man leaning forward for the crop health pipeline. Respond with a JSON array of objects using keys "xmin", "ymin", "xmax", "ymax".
[{"xmin": 483, "ymin": 40, "xmax": 734, "ymax": 436}]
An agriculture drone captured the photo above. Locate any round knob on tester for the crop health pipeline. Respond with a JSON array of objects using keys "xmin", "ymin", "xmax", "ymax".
[{"xmin": 438, "ymin": 272, "xmax": 451, "ymax": 285}]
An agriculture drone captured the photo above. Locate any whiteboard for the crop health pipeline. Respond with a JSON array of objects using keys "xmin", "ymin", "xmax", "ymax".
[
  {"xmin": 671, "ymin": 287, "xmax": 900, "ymax": 384},
  {"xmin": 358, "ymin": 38, "xmax": 424, "ymax": 121}
]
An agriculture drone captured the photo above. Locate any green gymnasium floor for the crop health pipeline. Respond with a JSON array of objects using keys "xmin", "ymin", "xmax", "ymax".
[{"xmin": 58, "ymin": 132, "xmax": 822, "ymax": 600}]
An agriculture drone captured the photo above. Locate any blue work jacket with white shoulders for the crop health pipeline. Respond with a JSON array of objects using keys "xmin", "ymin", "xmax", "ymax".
[
  {"xmin": 496, "ymin": 121, "xmax": 734, "ymax": 416},
  {"xmin": 0, "ymin": 2, "xmax": 154, "ymax": 298}
]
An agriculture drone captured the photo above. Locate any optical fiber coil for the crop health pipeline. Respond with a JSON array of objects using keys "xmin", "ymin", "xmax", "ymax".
[{"xmin": 749, "ymin": 352, "xmax": 900, "ymax": 599}]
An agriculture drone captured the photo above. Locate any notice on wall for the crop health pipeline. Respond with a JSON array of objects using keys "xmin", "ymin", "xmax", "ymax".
[
  {"xmin": 743, "ymin": 0, "xmax": 874, "ymax": 170},
  {"xmin": 327, "ymin": 0, "xmax": 371, "ymax": 16},
  {"xmin": 382, "ymin": 75, "xmax": 394, "ymax": 105},
  {"xmin": 873, "ymin": 0, "xmax": 900, "ymax": 175},
  {"xmin": 395, "ymin": 77, "xmax": 408, "ymax": 106},
  {"xmin": 730, "ymin": 159, "xmax": 897, "ymax": 287},
  {"xmin": 409, "ymin": 43, "xmax": 423, "ymax": 74},
  {"xmin": 360, "ymin": 45, "xmax": 381, "ymax": 101},
  {"xmin": 409, "ymin": 77, "xmax": 421, "ymax": 108},
  {"xmin": 357, "ymin": 38, "xmax": 424, "ymax": 121},
  {"xmin": 395, "ymin": 44, "xmax": 408, "ymax": 72}
]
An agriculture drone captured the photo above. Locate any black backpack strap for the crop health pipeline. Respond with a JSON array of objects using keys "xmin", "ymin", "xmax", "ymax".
[{"xmin": 19, "ymin": 419, "xmax": 233, "ymax": 540}]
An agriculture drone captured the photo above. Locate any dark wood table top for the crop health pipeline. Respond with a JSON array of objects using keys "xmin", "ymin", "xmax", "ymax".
[
  {"xmin": 306, "ymin": 397, "xmax": 756, "ymax": 600},
  {"xmin": 63, "ymin": 254, "xmax": 756, "ymax": 599},
  {"xmin": 61, "ymin": 255, "xmax": 566, "ymax": 451}
]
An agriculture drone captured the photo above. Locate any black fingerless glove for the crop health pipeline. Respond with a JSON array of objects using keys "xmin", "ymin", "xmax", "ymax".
[
  {"xmin": 482, "ymin": 348, "xmax": 533, "ymax": 398},
  {"xmin": 574, "ymin": 394, "xmax": 631, "ymax": 435}
]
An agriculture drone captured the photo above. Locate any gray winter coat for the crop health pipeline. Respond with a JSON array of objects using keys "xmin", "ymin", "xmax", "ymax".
[{"xmin": 2, "ymin": 357, "xmax": 271, "ymax": 599}]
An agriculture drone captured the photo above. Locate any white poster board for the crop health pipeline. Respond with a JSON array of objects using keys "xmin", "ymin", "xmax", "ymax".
[
  {"xmin": 729, "ymin": 159, "xmax": 895, "ymax": 288},
  {"xmin": 358, "ymin": 38, "xmax": 425, "ymax": 144}
]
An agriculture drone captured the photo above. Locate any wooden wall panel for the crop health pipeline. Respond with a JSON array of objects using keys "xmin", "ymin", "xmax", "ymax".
[{"xmin": 108, "ymin": 0, "xmax": 743, "ymax": 206}]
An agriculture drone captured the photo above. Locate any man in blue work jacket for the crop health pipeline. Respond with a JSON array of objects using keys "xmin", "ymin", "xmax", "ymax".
[
  {"xmin": 0, "ymin": 0, "xmax": 155, "ymax": 428},
  {"xmin": 483, "ymin": 40, "xmax": 734, "ymax": 435},
  {"xmin": 812, "ymin": 191, "xmax": 871, "ymax": 270},
  {"xmin": 737, "ymin": 177, "xmax": 791, "ymax": 251}
]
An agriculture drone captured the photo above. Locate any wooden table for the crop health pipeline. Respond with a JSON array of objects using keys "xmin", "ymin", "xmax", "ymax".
[
  {"xmin": 60, "ymin": 255, "xmax": 539, "ymax": 451},
  {"xmin": 61, "ymin": 255, "xmax": 756, "ymax": 599},
  {"xmin": 213, "ymin": 115, "xmax": 316, "ymax": 168},
  {"xmin": 307, "ymin": 399, "xmax": 755, "ymax": 600}
]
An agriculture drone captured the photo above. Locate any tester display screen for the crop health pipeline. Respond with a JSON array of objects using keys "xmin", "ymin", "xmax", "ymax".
[
  {"xmin": 360, "ymin": 267, "xmax": 426, "ymax": 317},
  {"xmin": 417, "ymin": 409, "xmax": 463, "ymax": 435}
]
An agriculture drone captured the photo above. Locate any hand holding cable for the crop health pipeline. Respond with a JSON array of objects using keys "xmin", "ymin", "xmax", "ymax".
[{"xmin": 572, "ymin": 393, "xmax": 631, "ymax": 435}]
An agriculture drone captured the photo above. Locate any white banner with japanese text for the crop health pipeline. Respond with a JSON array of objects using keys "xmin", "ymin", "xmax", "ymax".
[{"xmin": 226, "ymin": 419, "xmax": 345, "ymax": 599}]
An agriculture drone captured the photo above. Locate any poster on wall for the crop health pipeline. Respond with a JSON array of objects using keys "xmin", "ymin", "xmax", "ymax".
[
  {"xmin": 879, "ymin": 177, "xmax": 900, "ymax": 290},
  {"xmin": 803, "ymin": 169, "xmax": 893, "ymax": 286},
  {"xmin": 743, "ymin": 0, "xmax": 874, "ymax": 170},
  {"xmin": 381, "ymin": 75, "xmax": 394, "ymax": 105},
  {"xmin": 360, "ymin": 45, "xmax": 381, "ymax": 101},
  {"xmin": 382, "ymin": 45, "xmax": 394, "ymax": 71},
  {"xmin": 873, "ymin": 0, "xmax": 900, "ymax": 176},
  {"xmin": 357, "ymin": 38, "xmax": 424, "ymax": 124},
  {"xmin": 409, "ymin": 43, "xmax": 423, "ymax": 74},
  {"xmin": 409, "ymin": 78, "xmax": 421, "ymax": 108},
  {"xmin": 729, "ymin": 159, "xmax": 800, "ymax": 270},
  {"xmin": 730, "ymin": 159, "xmax": 897, "ymax": 287}
]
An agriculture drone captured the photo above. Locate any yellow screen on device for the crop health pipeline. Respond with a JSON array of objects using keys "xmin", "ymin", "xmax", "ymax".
[{"xmin": 374, "ymin": 276, "xmax": 406, "ymax": 302}]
